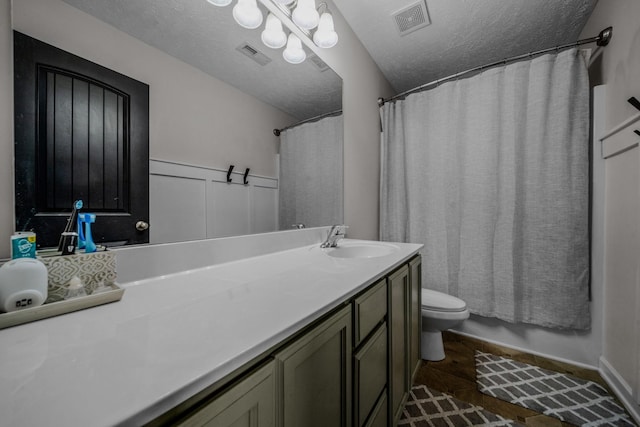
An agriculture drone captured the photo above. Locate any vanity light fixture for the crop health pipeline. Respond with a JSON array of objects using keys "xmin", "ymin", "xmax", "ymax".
[
  {"xmin": 261, "ymin": 13, "xmax": 287, "ymax": 48},
  {"xmin": 291, "ymin": 0, "xmax": 319, "ymax": 30},
  {"xmin": 313, "ymin": 6, "xmax": 338, "ymax": 48},
  {"xmin": 206, "ymin": 0, "xmax": 339, "ymax": 64},
  {"xmin": 232, "ymin": 0, "xmax": 263, "ymax": 29},
  {"xmin": 282, "ymin": 33, "xmax": 306, "ymax": 64},
  {"xmin": 206, "ymin": 0, "xmax": 233, "ymax": 6}
]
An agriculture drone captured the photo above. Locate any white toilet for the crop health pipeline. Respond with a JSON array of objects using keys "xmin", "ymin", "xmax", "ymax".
[{"xmin": 421, "ymin": 288, "xmax": 470, "ymax": 361}]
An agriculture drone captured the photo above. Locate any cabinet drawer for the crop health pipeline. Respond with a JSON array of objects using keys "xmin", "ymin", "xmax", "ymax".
[
  {"xmin": 354, "ymin": 279, "xmax": 387, "ymax": 346},
  {"xmin": 354, "ymin": 323, "xmax": 387, "ymax": 427},
  {"xmin": 363, "ymin": 390, "xmax": 387, "ymax": 427}
]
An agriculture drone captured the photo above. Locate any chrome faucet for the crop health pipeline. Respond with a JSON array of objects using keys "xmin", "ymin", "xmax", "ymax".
[{"xmin": 321, "ymin": 225, "xmax": 348, "ymax": 248}]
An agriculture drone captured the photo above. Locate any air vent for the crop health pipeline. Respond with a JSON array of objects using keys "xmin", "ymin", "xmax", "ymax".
[
  {"xmin": 307, "ymin": 53, "xmax": 330, "ymax": 72},
  {"xmin": 392, "ymin": 1, "xmax": 431, "ymax": 36},
  {"xmin": 236, "ymin": 42, "xmax": 272, "ymax": 66}
]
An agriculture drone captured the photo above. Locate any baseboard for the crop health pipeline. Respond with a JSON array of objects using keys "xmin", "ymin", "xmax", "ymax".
[
  {"xmin": 450, "ymin": 329, "xmax": 598, "ymax": 370},
  {"xmin": 599, "ymin": 356, "xmax": 640, "ymax": 424}
]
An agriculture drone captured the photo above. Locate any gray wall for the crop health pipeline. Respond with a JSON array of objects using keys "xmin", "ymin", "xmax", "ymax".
[{"xmin": 311, "ymin": 4, "xmax": 395, "ymax": 240}]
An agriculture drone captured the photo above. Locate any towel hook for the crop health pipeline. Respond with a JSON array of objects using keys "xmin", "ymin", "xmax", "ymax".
[
  {"xmin": 243, "ymin": 168, "xmax": 250, "ymax": 185},
  {"xmin": 227, "ymin": 165, "xmax": 234, "ymax": 183}
]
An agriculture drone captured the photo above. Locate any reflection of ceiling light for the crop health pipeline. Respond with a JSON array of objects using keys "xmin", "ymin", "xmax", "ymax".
[
  {"xmin": 292, "ymin": 0, "xmax": 319, "ymax": 30},
  {"xmin": 283, "ymin": 33, "xmax": 306, "ymax": 64},
  {"xmin": 205, "ymin": 0, "xmax": 338, "ymax": 65},
  {"xmin": 232, "ymin": 0, "xmax": 263, "ymax": 29},
  {"xmin": 313, "ymin": 11, "xmax": 338, "ymax": 48},
  {"xmin": 261, "ymin": 13, "xmax": 287, "ymax": 48}
]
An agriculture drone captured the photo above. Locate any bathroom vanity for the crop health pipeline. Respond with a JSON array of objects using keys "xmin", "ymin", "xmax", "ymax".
[{"xmin": 0, "ymin": 228, "xmax": 422, "ymax": 427}]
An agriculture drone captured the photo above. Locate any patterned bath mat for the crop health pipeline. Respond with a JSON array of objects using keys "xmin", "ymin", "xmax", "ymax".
[
  {"xmin": 399, "ymin": 384, "xmax": 523, "ymax": 426},
  {"xmin": 475, "ymin": 351, "xmax": 636, "ymax": 426}
]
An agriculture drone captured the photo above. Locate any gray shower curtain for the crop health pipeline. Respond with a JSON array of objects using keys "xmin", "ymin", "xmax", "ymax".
[
  {"xmin": 279, "ymin": 115, "xmax": 343, "ymax": 230},
  {"xmin": 380, "ymin": 49, "xmax": 590, "ymax": 329}
]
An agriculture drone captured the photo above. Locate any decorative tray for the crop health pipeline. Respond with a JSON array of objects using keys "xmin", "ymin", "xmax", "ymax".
[
  {"xmin": 0, "ymin": 284, "xmax": 124, "ymax": 330},
  {"xmin": 0, "ymin": 250, "xmax": 124, "ymax": 329}
]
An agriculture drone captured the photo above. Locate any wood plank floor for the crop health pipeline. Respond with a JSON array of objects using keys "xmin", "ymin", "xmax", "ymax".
[{"xmin": 412, "ymin": 331, "xmax": 616, "ymax": 427}]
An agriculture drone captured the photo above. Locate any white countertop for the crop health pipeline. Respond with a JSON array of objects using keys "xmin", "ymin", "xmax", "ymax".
[{"xmin": 0, "ymin": 239, "xmax": 421, "ymax": 427}]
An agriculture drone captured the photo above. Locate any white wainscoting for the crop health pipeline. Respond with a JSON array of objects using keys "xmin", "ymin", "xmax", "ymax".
[
  {"xmin": 597, "ymin": 86, "xmax": 640, "ymax": 423},
  {"xmin": 149, "ymin": 159, "xmax": 278, "ymax": 244}
]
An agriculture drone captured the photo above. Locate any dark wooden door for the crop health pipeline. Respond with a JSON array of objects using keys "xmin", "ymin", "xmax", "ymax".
[{"xmin": 14, "ymin": 31, "xmax": 149, "ymax": 248}]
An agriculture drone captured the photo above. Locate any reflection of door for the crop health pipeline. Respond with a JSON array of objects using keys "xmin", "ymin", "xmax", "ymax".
[{"xmin": 14, "ymin": 32, "xmax": 149, "ymax": 248}]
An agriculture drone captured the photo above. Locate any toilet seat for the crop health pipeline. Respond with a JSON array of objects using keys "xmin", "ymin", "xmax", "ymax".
[{"xmin": 422, "ymin": 289, "xmax": 467, "ymax": 312}]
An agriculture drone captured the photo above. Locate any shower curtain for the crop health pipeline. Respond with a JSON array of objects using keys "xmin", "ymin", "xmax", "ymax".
[
  {"xmin": 380, "ymin": 49, "xmax": 590, "ymax": 329},
  {"xmin": 279, "ymin": 114, "xmax": 343, "ymax": 230}
]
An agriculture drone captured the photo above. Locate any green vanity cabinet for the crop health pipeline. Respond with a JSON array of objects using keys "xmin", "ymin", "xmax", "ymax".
[
  {"xmin": 275, "ymin": 305, "xmax": 352, "ymax": 427},
  {"xmin": 151, "ymin": 255, "xmax": 422, "ymax": 427},
  {"xmin": 177, "ymin": 361, "xmax": 276, "ymax": 427}
]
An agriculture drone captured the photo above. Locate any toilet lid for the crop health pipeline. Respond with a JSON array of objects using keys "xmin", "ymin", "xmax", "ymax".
[{"xmin": 422, "ymin": 289, "xmax": 467, "ymax": 312}]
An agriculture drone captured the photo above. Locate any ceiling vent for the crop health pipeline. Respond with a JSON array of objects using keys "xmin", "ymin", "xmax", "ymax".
[
  {"xmin": 307, "ymin": 53, "xmax": 330, "ymax": 72},
  {"xmin": 236, "ymin": 42, "xmax": 272, "ymax": 66},
  {"xmin": 392, "ymin": 1, "xmax": 431, "ymax": 36}
]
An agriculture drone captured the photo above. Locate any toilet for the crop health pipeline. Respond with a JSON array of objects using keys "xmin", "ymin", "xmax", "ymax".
[{"xmin": 421, "ymin": 288, "xmax": 470, "ymax": 361}]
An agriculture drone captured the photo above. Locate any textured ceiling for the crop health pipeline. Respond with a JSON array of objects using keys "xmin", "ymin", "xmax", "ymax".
[
  {"xmin": 333, "ymin": 0, "xmax": 598, "ymax": 94},
  {"xmin": 62, "ymin": 0, "xmax": 343, "ymax": 122},
  {"xmin": 61, "ymin": 0, "xmax": 599, "ymax": 117}
]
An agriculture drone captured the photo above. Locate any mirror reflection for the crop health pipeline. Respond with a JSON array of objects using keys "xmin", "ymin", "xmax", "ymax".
[{"xmin": 13, "ymin": 0, "xmax": 343, "ymax": 248}]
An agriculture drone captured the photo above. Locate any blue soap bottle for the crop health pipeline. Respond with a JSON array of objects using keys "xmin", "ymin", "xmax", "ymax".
[{"xmin": 78, "ymin": 213, "xmax": 97, "ymax": 253}]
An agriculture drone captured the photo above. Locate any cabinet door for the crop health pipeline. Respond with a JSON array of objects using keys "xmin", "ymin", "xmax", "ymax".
[
  {"xmin": 388, "ymin": 265, "xmax": 410, "ymax": 426},
  {"xmin": 354, "ymin": 323, "xmax": 387, "ymax": 427},
  {"xmin": 177, "ymin": 360, "xmax": 275, "ymax": 427},
  {"xmin": 409, "ymin": 256, "xmax": 422, "ymax": 382},
  {"xmin": 364, "ymin": 391, "xmax": 388, "ymax": 427},
  {"xmin": 276, "ymin": 306, "xmax": 352, "ymax": 427}
]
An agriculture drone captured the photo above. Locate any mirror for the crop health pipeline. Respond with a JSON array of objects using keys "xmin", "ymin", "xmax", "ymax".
[
  {"xmin": 61, "ymin": 0, "xmax": 343, "ymax": 122},
  {"xmin": 14, "ymin": 0, "xmax": 343, "ymax": 247}
]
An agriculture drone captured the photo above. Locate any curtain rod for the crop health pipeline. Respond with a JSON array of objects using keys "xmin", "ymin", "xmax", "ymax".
[
  {"xmin": 273, "ymin": 109, "xmax": 342, "ymax": 136},
  {"xmin": 378, "ymin": 26, "xmax": 613, "ymax": 107}
]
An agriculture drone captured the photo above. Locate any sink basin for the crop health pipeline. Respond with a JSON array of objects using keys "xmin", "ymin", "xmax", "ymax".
[{"xmin": 323, "ymin": 242, "xmax": 399, "ymax": 259}]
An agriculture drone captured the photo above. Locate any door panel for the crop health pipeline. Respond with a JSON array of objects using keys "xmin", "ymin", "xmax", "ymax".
[{"xmin": 14, "ymin": 31, "xmax": 149, "ymax": 248}]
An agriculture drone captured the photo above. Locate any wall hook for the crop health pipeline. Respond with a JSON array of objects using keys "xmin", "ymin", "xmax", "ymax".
[
  {"xmin": 243, "ymin": 168, "xmax": 250, "ymax": 185},
  {"xmin": 227, "ymin": 165, "xmax": 234, "ymax": 183},
  {"xmin": 634, "ymin": 129, "xmax": 640, "ymax": 137},
  {"xmin": 628, "ymin": 97, "xmax": 640, "ymax": 112}
]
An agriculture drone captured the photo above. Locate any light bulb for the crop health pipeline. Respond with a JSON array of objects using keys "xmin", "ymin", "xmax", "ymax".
[
  {"xmin": 313, "ymin": 12, "xmax": 338, "ymax": 48},
  {"xmin": 232, "ymin": 0, "xmax": 263, "ymax": 29},
  {"xmin": 261, "ymin": 13, "xmax": 287, "ymax": 49},
  {"xmin": 206, "ymin": 0, "xmax": 232, "ymax": 6},
  {"xmin": 292, "ymin": 0, "xmax": 319, "ymax": 30},
  {"xmin": 283, "ymin": 33, "xmax": 306, "ymax": 64}
]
